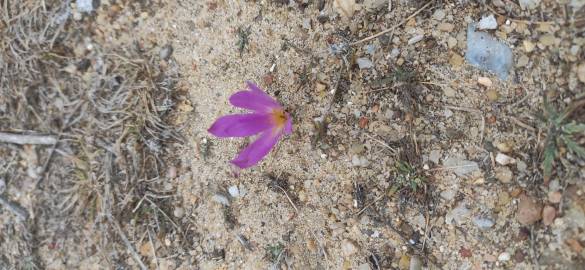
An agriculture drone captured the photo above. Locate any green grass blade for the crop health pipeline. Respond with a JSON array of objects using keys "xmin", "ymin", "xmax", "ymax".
[
  {"xmin": 561, "ymin": 135, "xmax": 585, "ymax": 158},
  {"xmin": 563, "ymin": 122, "xmax": 585, "ymax": 134},
  {"xmin": 542, "ymin": 140, "xmax": 556, "ymax": 183}
]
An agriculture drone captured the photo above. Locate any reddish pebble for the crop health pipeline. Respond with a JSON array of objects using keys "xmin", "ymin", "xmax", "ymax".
[
  {"xmin": 263, "ymin": 74, "xmax": 274, "ymax": 86},
  {"xmin": 359, "ymin": 117, "xmax": 369, "ymax": 129},
  {"xmin": 459, "ymin": 246, "xmax": 473, "ymax": 258},
  {"xmin": 542, "ymin": 205, "xmax": 556, "ymax": 226}
]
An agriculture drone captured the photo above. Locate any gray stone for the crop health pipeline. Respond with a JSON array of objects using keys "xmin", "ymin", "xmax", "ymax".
[{"xmin": 356, "ymin": 58, "xmax": 374, "ymax": 69}]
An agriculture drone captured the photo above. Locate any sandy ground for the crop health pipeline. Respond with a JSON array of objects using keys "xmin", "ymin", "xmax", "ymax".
[{"xmin": 1, "ymin": 0, "xmax": 585, "ymax": 269}]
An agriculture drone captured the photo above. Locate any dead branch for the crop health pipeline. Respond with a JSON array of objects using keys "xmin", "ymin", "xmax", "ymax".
[{"xmin": 0, "ymin": 132, "xmax": 57, "ymax": 145}]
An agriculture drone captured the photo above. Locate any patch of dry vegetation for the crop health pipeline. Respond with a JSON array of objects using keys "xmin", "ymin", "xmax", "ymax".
[{"xmin": 1, "ymin": 1, "xmax": 184, "ymax": 268}]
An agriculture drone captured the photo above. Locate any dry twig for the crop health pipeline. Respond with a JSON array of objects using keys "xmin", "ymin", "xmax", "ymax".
[{"xmin": 0, "ymin": 132, "xmax": 56, "ymax": 145}]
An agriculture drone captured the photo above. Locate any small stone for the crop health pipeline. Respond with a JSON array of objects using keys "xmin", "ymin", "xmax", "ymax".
[
  {"xmin": 357, "ymin": 263, "xmax": 370, "ymax": 270},
  {"xmin": 173, "ymin": 207, "xmax": 185, "ymax": 218},
  {"xmin": 517, "ymin": 194, "xmax": 543, "ymax": 225},
  {"xmin": 159, "ymin": 44, "xmax": 173, "ymax": 60},
  {"xmin": 409, "ymin": 256, "xmax": 422, "ymax": 270},
  {"xmin": 447, "ymin": 37, "xmax": 458, "ymax": 48},
  {"xmin": 542, "ymin": 205, "xmax": 556, "ymax": 226},
  {"xmin": 432, "ymin": 9, "xmax": 446, "ymax": 21},
  {"xmin": 429, "ymin": 150, "xmax": 441, "ymax": 164},
  {"xmin": 356, "ymin": 58, "xmax": 374, "ymax": 69},
  {"xmin": 514, "ymin": 250, "xmax": 526, "ymax": 263},
  {"xmin": 478, "ymin": 15, "xmax": 498, "ymax": 30},
  {"xmin": 212, "ymin": 194, "xmax": 230, "ymax": 206},
  {"xmin": 486, "ymin": 89, "xmax": 499, "ymax": 101},
  {"xmin": 495, "ymin": 153, "xmax": 515, "ymax": 165},
  {"xmin": 548, "ymin": 191, "xmax": 562, "ymax": 203},
  {"xmin": 539, "ymin": 34, "xmax": 556, "ymax": 46},
  {"xmin": 498, "ymin": 252, "xmax": 511, "ymax": 261},
  {"xmin": 577, "ymin": 63, "xmax": 585, "ymax": 83},
  {"xmin": 437, "ymin": 23, "xmax": 454, "ymax": 32},
  {"xmin": 446, "ymin": 202, "xmax": 471, "ymax": 225},
  {"xmin": 350, "ymin": 143, "xmax": 365, "ymax": 154},
  {"xmin": 459, "ymin": 247, "xmax": 473, "ymax": 258},
  {"xmin": 77, "ymin": 0, "xmax": 98, "ymax": 13},
  {"xmin": 523, "ymin": 40, "xmax": 535, "ymax": 52},
  {"xmin": 498, "ymin": 192, "xmax": 511, "ymax": 206},
  {"xmin": 408, "ymin": 34, "xmax": 424, "ymax": 45},
  {"xmin": 495, "ymin": 142, "xmax": 512, "ymax": 153},
  {"xmin": 443, "ymin": 86, "xmax": 456, "ymax": 97},
  {"xmin": 473, "ymin": 216, "xmax": 495, "ymax": 229},
  {"xmin": 443, "ymin": 157, "xmax": 479, "ymax": 177},
  {"xmin": 334, "ymin": 0, "xmax": 357, "ymax": 19},
  {"xmin": 341, "ymin": 239, "xmax": 358, "ymax": 256},
  {"xmin": 228, "ymin": 185, "xmax": 240, "ymax": 198},
  {"xmin": 495, "ymin": 167, "xmax": 513, "ymax": 183},
  {"xmin": 519, "ymin": 0, "xmax": 541, "ymax": 10},
  {"xmin": 478, "ymin": 77, "xmax": 493, "ymax": 87},
  {"xmin": 316, "ymin": 81, "xmax": 327, "ymax": 92},
  {"xmin": 484, "ymin": 254, "xmax": 497, "ymax": 262},
  {"xmin": 516, "ymin": 160, "xmax": 528, "ymax": 172},
  {"xmin": 449, "ymin": 53, "xmax": 464, "ymax": 68},
  {"xmin": 566, "ymin": 238, "xmax": 584, "ymax": 253},
  {"xmin": 516, "ymin": 54, "xmax": 529, "ymax": 67},
  {"xmin": 440, "ymin": 188, "xmax": 457, "ymax": 201},
  {"xmin": 398, "ymin": 255, "xmax": 410, "ymax": 270}
]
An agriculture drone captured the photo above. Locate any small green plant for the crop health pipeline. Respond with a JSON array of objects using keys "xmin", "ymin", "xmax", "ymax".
[
  {"xmin": 541, "ymin": 97, "xmax": 585, "ymax": 183},
  {"xmin": 393, "ymin": 160, "xmax": 426, "ymax": 193},
  {"xmin": 236, "ymin": 25, "xmax": 252, "ymax": 57},
  {"xmin": 265, "ymin": 242, "xmax": 285, "ymax": 263}
]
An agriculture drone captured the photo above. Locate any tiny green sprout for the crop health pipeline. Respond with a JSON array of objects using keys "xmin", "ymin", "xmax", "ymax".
[
  {"xmin": 541, "ymin": 96, "xmax": 585, "ymax": 183},
  {"xmin": 393, "ymin": 160, "xmax": 425, "ymax": 193}
]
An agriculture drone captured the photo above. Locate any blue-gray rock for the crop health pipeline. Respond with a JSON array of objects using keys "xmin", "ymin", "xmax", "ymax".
[{"xmin": 466, "ymin": 24, "xmax": 513, "ymax": 80}]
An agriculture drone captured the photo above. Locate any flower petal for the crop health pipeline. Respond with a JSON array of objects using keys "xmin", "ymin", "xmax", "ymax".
[
  {"xmin": 283, "ymin": 112, "xmax": 292, "ymax": 135},
  {"xmin": 208, "ymin": 113, "xmax": 272, "ymax": 138},
  {"xmin": 229, "ymin": 83, "xmax": 280, "ymax": 112},
  {"xmin": 231, "ymin": 130, "xmax": 282, "ymax": 168}
]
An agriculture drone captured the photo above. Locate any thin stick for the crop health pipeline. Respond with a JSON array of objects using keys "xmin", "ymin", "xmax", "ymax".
[
  {"xmin": 364, "ymin": 133, "xmax": 397, "ymax": 154},
  {"xmin": 274, "ymin": 185, "xmax": 299, "ymax": 214},
  {"xmin": 0, "ymin": 194, "xmax": 29, "ymax": 220},
  {"xmin": 350, "ymin": 1, "xmax": 433, "ymax": 46},
  {"xmin": 444, "ymin": 105, "xmax": 481, "ymax": 113},
  {"xmin": 107, "ymin": 214, "xmax": 148, "ymax": 270},
  {"xmin": 0, "ymin": 132, "xmax": 56, "ymax": 145},
  {"xmin": 355, "ymin": 193, "xmax": 385, "ymax": 216},
  {"xmin": 430, "ymin": 164, "xmax": 478, "ymax": 171},
  {"xmin": 509, "ymin": 116, "xmax": 536, "ymax": 133}
]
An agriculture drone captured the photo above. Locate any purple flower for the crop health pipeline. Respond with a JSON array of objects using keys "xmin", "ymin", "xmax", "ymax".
[{"xmin": 208, "ymin": 82, "xmax": 292, "ymax": 169}]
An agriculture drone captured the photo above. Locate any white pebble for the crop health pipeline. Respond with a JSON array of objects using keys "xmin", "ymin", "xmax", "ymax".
[
  {"xmin": 478, "ymin": 14, "xmax": 498, "ymax": 30},
  {"xmin": 228, "ymin": 186, "xmax": 240, "ymax": 198},
  {"xmin": 498, "ymin": 252, "xmax": 511, "ymax": 261}
]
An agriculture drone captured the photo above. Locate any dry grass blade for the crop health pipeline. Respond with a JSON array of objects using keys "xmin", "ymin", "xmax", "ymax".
[{"xmin": 0, "ymin": 132, "xmax": 56, "ymax": 145}]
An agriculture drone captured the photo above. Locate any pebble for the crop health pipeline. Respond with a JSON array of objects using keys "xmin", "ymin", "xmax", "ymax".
[
  {"xmin": 478, "ymin": 15, "xmax": 498, "ymax": 30},
  {"xmin": 341, "ymin": 239, "xmax": 358, "ymax": 256},
  {"xmin": 542, "ymin": 205, "xmax": 556, "ymax": 226},
  {"xmin": 495, "ymin": 153, "xmax": 515, "ymax": 165},
  {"xmin": 516, "ymin": 54, "xmax": 529, "ymax": 67},
  {"xmin": 77, "ymin": 0, "xmax": 98, "ymax": 13},
  {"xmin": 429, "ymin": 150, "xmax": 441, "ymax": 164},
  {"xmin": 473, "ymin": 216, "xmax": 495, "ymax": 229},
  {"xmin": 440, "ymin": 188, "xmax": 457, "ymax": 201},
  {"xmin": 159, "ymin": 44, "xmax": 173, "ymax": 60},
  {"xmin": 443, "ymin": 157, "xmax": 479, "ymax": 177},
  {"xmin": 356, "ymin": 58, "xmax": 374, "ymax": 69},
  {"xmin": 398, "ymin": 255, "xmax": 410, "ymax": 270},
  {"xmin": 351, "ymin": 155, "xmax": 370, "ymax": 167},
  {"xmin": 408, "ymin": 34, "xmax": 424, "ymax": 45},
  {"xmin": 450, "ymin": 53, "xmax": 464, "ymax": 69},
  {"xmin": 173, "ymin": 207, "xmax": 185, "ymax": 218},
  {"xmin": 516, "ymin": 160, "xmax": 528, "ymax": 172},
  {"xmin": 228, "ymin": 185, "xmax": 240, "ymax": 198},
  {"xmin": 519, "ymin": 0, "xmax": 541, "ymax": 10},
  {"xmin": 548, "ymin": 191, "xmax": 562, "ymax": 203},
  {"xmin": 447, "ymin": 36, "xmax": 458, "ymax": 48},
  {"xmin": 539, "ymin": 34, "xmax": 556, "ymax": 47},
  {"xmin": 498, "ymin": 252, "xmax": 511, "ymax": 261},
  {"xmin": 443, "ymin": 86, "xmax": 456, "ymax": 97},
  {"xmin": 523, "ymin": 40, "xmax": 536, "ymax": 52},
  {"xmin": 409, "ymin": 256, "xmax": 422, "ymax": 270},
  {"xmin": 495, "ymin": 167, "xmax": 513, "ymax": 183},
  {"xmin": 446, "ymin": 202, "xmax": 471, "ymax": 225},
  {"xmin": 578, "ymin": 63, "xmax": 585, "ymax": 83},
  {"xmin": 432, "ymin": 9, "xmax": 446, "ymax": 21},
  {"xmin": 212, "ymin": 194, "xmax": 230, "ymax": 206},
  {"xmin": 477, "ymin": 76, "xmax": 493, "ymax": 87},
  {"xmin": 517, "ymin": 194, "xmax": 543, "ymax": 225},
  {"xmin": 486, "ymin": 89, "xmax": 499, "ymax": 101},
  {"xmin": 437, "ymin": 23, "xmax": 455, "ymax": 32},
  {"xmin": 357, "ymin": 263, "xmax": 370, "ymax": 270}
]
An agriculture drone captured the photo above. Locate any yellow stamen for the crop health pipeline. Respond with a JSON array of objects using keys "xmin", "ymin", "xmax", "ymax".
[{"xmin": 270, "ymin": 109, "xmax": 287, "ymax": 130}]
